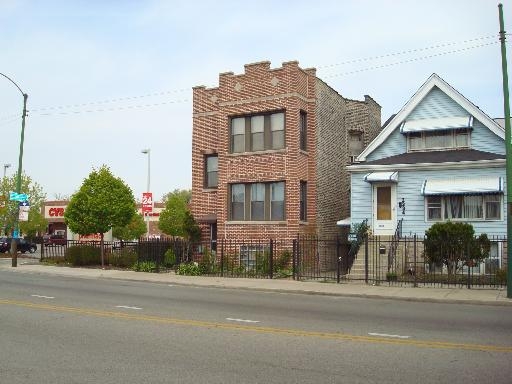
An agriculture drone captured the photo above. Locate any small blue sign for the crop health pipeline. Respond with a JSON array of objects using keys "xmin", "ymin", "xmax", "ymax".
[
  {"xmin": 19, "ymin": 200, "xmax": 30, "ymax": 207},
  {"xmin": 12, "ymin": 230, "xmax": 19, "ymax": 238}
]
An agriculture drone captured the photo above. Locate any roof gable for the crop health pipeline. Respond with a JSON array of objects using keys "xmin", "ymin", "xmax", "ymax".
[{"xmin": 357, "ymin": 73, "xmax": 505, "ymax": 161}]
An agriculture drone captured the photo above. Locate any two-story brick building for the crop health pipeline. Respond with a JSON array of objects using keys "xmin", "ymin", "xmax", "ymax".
[{"xmin": 191, "ymin": 61, "xmax": 381, "ymax": 246}]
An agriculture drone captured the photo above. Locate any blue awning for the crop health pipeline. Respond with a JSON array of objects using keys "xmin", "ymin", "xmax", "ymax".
[
  {"xmin": 421, "ymin": 177, "xmax": 503, "ymax": 195},
  {"xmin": 364, "ymin": 171, "xmax": 398, "ymax": 183},
  {"xmin": 400, "ymin": 116, "xmax": 473, "ymax": 133}
]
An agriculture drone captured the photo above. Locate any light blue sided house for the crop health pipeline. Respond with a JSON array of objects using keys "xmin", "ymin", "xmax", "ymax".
[{"xmin": 346, "ymin": 73, "xmax": 506, "ymax": 239}]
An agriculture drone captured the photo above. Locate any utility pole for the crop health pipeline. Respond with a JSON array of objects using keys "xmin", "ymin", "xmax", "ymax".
[
  {"xmin": 498, "ymin": 4, "xmax": 512, "ymax": 298},
  {"xmin": 0, "ymin": 73, "xmax": 28, "ymax": 268}
]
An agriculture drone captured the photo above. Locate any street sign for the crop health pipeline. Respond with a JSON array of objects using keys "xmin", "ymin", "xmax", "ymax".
[
  {"xmin": 18, "ymin": 210, "xmax": 28, "ymax": 221},
  {"xmin": 19, "ymin": 200, "xmax": 30, "ymax": 212},
  {"xmin": 142, "ymin": 192, "xmax": 153, "ymax": 213},
  {"xmin": 9, "ymin": 192, "xmax": 28, "ymax": 201}
]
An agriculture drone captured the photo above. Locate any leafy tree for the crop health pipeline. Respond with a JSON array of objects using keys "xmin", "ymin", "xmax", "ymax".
[
  {"xmin": 424, "ymin": 221, "xmax": 490, "ymax": 275},
  {"xmin": 20, "ymin": 210, "xmax": 48, "ymax": 237},
  {"xmin": 112, "ymin": 213, "xmax": 146, "ymax": 241},
  {"xmin": 65, "ymin": 166, "xmax": 136, "ymax": 267},
  {"xmin": 158, "ymin": 189, "xmax": 191, "ymax": 237},
  {"xmin": 0, "ymin": 172, "xmax": 47, "ymax": 236},
  {"xmin": 162, "ymin": 189, "xmax": 191, "ymax": 204}
]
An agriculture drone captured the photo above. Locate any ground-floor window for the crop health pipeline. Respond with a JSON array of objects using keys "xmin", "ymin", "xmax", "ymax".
[{"xmin": 426, "ymin": 193, "xmax": 502, "ymax": 221}]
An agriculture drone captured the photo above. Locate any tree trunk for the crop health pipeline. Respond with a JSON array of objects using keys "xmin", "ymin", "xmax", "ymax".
[{"xmin": 100, "ymin": 232, "xmax": 104, "ymax": 269}]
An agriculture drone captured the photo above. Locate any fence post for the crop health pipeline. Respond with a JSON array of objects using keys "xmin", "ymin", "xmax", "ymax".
[
  {"xmin": 364, "ymin": 234, "xmax": 369, "ymax": 284},
  {"xmin": 269, "ymin": 239, "xmax": 274, "ymax": 279},
  {"xmin": 467, "ymin": 242, "xmax": 471, "ymax": 289},
  {"xmin": 336, "ymin": 236, "xmax": 341, "ymax": 284},
  {"xmin": 414, "ymin": 235, "xmax": 418, "ymax": 288},
  {"xmin": 220, "ymin": 239, "xmax": 224, "ymax": 278},
  {"xmin": 292, "ymin": 239, "xmax": 297, "ymax": 281}
]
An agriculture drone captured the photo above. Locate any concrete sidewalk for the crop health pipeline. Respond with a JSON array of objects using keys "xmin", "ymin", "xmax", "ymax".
[{"xmin": 1, "ymin": 258, "xmax": 510, "ymax": 305}]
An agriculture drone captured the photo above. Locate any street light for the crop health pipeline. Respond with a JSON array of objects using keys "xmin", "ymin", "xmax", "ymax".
[
  {"xmin": 141, "ymin": 148, "xmax": 151, "ymax": 236},
  {"xmin": 3, "ymin": 163, "xmax": 11, "ymax": 178},
  {"xmin": 0, "ymin": 73, "xmax": 28, "ymax": 268}
]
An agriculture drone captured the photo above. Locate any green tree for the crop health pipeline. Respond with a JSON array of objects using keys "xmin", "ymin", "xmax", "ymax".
[
  {"xmin": 424, "ymin": 221, "xmax": 491, "ymax": 275},
  {"xmin": 0, "ymin": 172, "xmax": 47, "ymax": 236},
  {"xmin": 20, "ymin": 210, "xmax": 48, "ymax": 237},
  {"xmin": 158, "ymin": 189, "xmax": 191, "ymax": 237},
  {"xmin": 65, "ymin": 166, "xmax": 136, "ymax": 267},
  {"xmin": 112, "ymin": 213, "xmax": 146, "ymax": 241}
]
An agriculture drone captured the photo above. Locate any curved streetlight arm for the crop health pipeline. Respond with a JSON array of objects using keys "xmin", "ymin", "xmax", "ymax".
[
  {"xmin": 0, "ymin": 72, "xmax": 25, "ymax": 97},
  {"xmin": 0, "ymin": 72, "xmax": 28, "ymax": 267}
]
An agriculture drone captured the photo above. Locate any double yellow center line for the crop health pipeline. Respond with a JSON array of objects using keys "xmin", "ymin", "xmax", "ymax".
[{"xmin": 1, "ymin": 298, "xmax": 511, "ymax": 353}]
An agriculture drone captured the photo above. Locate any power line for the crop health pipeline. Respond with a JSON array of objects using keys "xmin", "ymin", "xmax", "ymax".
[
  {"xmin": 321, "ymin": 41, "xmax": 499, "ymax": 79},
  {"xmin": 24, "ymin": 35, "xmax": 503, "ymax": 117},
  {"xmin": 317, "ymin": 34, "xmax": 499, "ymax": 70},
  {"xmin": 34, "ymin": 98, "xmax": 190, "ymax": 117},
  {"xmin": 30, "ymin": 87, "xmax": 190, "ymax": 113}
]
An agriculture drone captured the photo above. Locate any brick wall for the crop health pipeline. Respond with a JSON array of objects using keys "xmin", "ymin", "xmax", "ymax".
[{"xmin": 191, "ymin": 61, "xmax": 380, "ymax": 243}]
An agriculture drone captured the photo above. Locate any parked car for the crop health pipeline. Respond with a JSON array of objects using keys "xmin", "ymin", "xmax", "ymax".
[
  {"xmin": 0, "ymin": 238, "xmax": 37, "ymax": 253},
  {"xmin": 44, "ymin": 233, "xmax": 67, "ymax": 246}
]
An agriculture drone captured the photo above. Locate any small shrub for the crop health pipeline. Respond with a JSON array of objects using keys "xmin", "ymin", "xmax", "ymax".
[
  {"xmin": 163, "ymin": 248, "xmax": 176, "ymax": 268},
  {"xmin": 65, "ymin": 245, "xmax": 101, "ymax": 266},
  {"xmin": 110, "ymin": 248, "xmax": 138, "ymax": 268},
  {"xmin": 132, "ymin": 261, "xmax": 158, "ymax": 273},
  {"xmin": 496, "ymin": 268, "xmax": 507, "ymax": 284},
  {"xmin": 177, "ymin": 262, "xmax": 201, "ymax": 276},
  {"xmin": 199, "ymin": 248, "xmax": 216, "ymax": 274},
  {"xmin": 386, "ymin": 271, "xmax": 398, "ymax": 282}
]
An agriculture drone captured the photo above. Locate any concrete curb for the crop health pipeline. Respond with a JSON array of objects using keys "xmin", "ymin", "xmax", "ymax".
[{"xmin": 2, "ymin": 260, "xmax": 511, "ymax": 306}]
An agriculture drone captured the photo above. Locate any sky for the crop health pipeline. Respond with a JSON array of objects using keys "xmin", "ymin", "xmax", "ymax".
[{"xmin": 0, "ymin": 0, "xmax": 509, "ymax": 203}]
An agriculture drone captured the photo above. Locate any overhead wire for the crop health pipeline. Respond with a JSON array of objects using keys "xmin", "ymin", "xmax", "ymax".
[{"xmin": 19, "ymin": 34, "xmax": 505, "ymax": 117}]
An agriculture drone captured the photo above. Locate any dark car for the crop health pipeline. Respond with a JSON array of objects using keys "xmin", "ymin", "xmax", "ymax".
[
  {"xmin": 0, "ymin": 238, "xmax": 37, "ymax": 253},
  {"xmin": 44, "ymin": 234, "xmax": 67, "ymax": 246}
]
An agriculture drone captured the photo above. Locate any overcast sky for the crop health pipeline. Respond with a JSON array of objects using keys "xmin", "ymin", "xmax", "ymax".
[{"xmin": 0, "ymin": 0, "xmax": 509, "ymax": 202}]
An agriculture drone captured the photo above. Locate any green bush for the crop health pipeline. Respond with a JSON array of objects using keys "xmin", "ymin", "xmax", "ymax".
[
  {"xmin": 496, "ymin": 268, "xmax": 507, "ymax": 284},
  {"xmin": 110, "ymin": 248, "xmax": 138, "ymax": 268},
  {"xmin": 163, "ymin": 248, "xmax": 176, "ymax": 268},
  {"xmin": 132, "ymin": 261, "xmax": 158, "ymax": 273},
  {"xmin": 386, "ymin": 271, "xmax": 398, "ymax": 282},
  {"xmin": 177, "ymin": 262, "xmax": 201, "ymax": 276},
  {"xmin": 65, "ymin": 245, "xmax": 102, "ymax": 266}
]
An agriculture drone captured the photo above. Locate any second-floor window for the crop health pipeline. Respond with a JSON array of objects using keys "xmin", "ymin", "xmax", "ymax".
[
  {"xmin": 349, "ymin": 131, "xmax": 363, "ymax": 157},
  {"xmin": 204, "ymin": 154, "xmax": 218, "ymax": 188},
  {"xmin": 409, "ymin": 128, "xmax": 470, "ymax": 151},
  {"xmin": 300, "ymin": 111, "xmax": 307, "ymax": 151},
  {"xmin": 230, "ymin": 111, "xmax": 285, "ymax": 153},
  {"xmin": 229, "ymin": 182, "xmax": 285, "ymax": 221}
]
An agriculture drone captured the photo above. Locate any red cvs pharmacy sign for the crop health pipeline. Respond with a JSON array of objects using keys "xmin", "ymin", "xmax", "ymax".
[{"xmin": 142, "ymin": 192, "xmax": 153, "ymax": 213}]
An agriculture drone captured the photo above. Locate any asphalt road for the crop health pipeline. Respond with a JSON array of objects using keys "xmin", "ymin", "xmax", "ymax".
[{"xmin": 0, "ymin": 268, "xmax": 511, "ymax": 383}]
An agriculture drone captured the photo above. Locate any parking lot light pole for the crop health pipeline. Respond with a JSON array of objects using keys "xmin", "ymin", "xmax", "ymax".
[
  {"xmin": 141, "ymin": 149, "xmax": 151, "ymax": 236},
  {"xmin": 3, "ymin": 163, "xmax": 11, "ymax": 178},
  {"xmin": 0, "ymin": 73, "xmax": 28, "ymax": 268}
]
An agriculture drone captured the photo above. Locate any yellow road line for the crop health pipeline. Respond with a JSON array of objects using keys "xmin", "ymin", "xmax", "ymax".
[{"xmin": 1, "ymin": 298, "xmax": 511, "ymax": 353}]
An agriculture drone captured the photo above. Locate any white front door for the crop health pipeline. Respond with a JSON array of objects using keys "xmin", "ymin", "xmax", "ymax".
[{"xmin": 372, "ymin": 183, "xmax": 397, "ymax": 235}]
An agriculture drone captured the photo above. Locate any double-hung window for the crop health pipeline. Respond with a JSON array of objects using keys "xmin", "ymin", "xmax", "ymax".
[
  {"xmin": 300, "ymin": 111, "xmax": 307, "ymax": 151},
  {"xmin": 231, "ymin": 184, "xmax": 245, "ymax": 220},
  {"xmin": 300, "ymin": 181, "xmax": 307, "ymax": 221},
  {"xmin": 204, "ymin": 155, "xmax": 218, "ymax": 188},
  {"xmin": 230, "ymin": 111, "xmax": 285, "ymax": 153},
  {"xmin": 250, "ymin": 183, "xmax": 265, "ymax": 220},
  {"xmin": 231, "ymin": 118, "xmax": 246, "ymax": 153},
  {"xmin": 229, "ymin": 182, "xmax": 285, "ymax": 221}
]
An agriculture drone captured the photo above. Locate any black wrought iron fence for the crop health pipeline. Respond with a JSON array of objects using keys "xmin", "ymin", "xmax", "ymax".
[{"xmin": 359, "ymin": 235, "xmax": 507, "ymax": 288}]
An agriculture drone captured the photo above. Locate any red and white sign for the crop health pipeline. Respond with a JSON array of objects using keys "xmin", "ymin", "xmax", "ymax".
[{"xmin": 142, "ymin": 192, "xmax": 153, "ymax": 213}]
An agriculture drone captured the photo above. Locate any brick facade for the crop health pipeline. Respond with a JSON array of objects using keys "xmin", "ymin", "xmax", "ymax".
[{"xmin": 191, "ymin": 61, "xmax": 381, "ymax": 244}]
